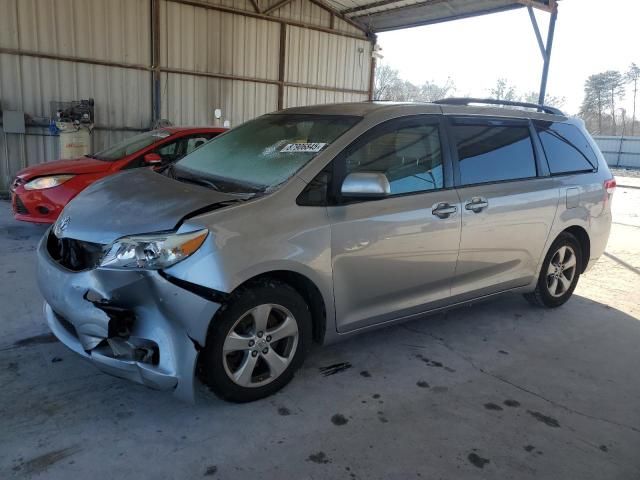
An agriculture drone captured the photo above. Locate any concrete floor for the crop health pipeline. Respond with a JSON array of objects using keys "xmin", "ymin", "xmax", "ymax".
[{"xmin": 1, "ymin": 185, "xmax": 639, "ymax": 480}]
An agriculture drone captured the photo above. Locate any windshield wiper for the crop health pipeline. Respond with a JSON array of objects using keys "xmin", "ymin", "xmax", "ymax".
[{"xmin": 166, "ymin": 164, "xmax": 265, "ymax": 196}]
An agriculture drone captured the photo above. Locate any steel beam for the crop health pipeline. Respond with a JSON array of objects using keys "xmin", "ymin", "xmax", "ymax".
[
  {"xmin": 1, "ymin": 48, "xmax": 369, "ymax": 97},
  {"xmin": 278, "ymin": 23, "xmax": 287, "ymax": 110},
  {"xmin": 263, "ymin": 0, "xmax": 295, "ymax": 15},
  {"xmin": 168, "ymin": 0, "xmax": 370, "ymax": 39},
  {"xmin": 0, "ymin": 47, "xmax": 151, "ymax": 72},
  {"xmin": 537, "ymin": 3, "xmax": 558, "ymax": 105},
  {"xmin": 343, "ymin": 0, "xmax": 447, "ymax": 16},
  {"xmin": 308, "ymin": 0, "xmax": 371, "ymax": 35},
  {"xmin": 151, "ymin": 0, "xmax": 162, "ymax": 125},
  {"xmin": 527, "ymin": 6, "xmax": 546, "ymax": 59},
  {"xmin": 516, "ymin": 0, "xmax": 554, "ymax": 13},
  {"xmin": 249, "ymin": 0, "xmax": 262, "ymax": 13}
]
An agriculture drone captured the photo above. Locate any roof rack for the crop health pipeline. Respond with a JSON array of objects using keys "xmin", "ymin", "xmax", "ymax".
[{"xmin": 433, "ymin": 97, "xmax": 564, "ymax": 116}]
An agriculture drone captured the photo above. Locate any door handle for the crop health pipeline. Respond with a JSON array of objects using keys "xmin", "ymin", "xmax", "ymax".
[
  {"xmin": 432, "ymin": 202, "xmax": 457, "ymax": 219},
  {"xmin": 465, "ymin": 197, "xmax": 489, "ymax": 213}
]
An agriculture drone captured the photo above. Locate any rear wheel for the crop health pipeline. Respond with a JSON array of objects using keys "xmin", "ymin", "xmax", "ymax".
[
  {"xmin": 524, "ymin": 232, "xmax": 582, "ymax": 308},
  {"xmin": 200, "ymin": 280, "xmax": 311, "ymax": 402}
]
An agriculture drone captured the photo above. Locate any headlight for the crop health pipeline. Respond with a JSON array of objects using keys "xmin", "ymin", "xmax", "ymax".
[
  {"xmin": 24, "ymin": 175, "xmax": 75, "ymax": 190},
  {"xmin": 100, "ymin": 229, "xmax": 208, "ymax": 269}
]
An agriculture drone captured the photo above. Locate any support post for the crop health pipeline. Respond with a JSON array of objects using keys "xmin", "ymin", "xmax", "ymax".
[
  {"xmin": 537, "ymin": 3, "xmax": 557, "ymax": 105},
  {"xmin": 151, "ymin": 0, "xmax": 162, "ymax": 125},
  {"xmin": 368, "ymin": 55, "xmax": 376, "ymax": 101},
  {"xmin": 277, "ymin": 23, "xmax": 287, "ymax": 110}
]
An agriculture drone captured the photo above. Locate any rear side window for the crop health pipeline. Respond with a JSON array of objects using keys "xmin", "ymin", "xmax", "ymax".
[
  {"xmin": 535, "ymin": 122, "xmax": 597, "ymax": 174},
  {"xmin": 451, "ymin": 121, "xmax": 537, "ymax": 185}
]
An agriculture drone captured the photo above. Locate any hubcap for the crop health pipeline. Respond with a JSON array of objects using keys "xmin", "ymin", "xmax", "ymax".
[
  {"xmin": 222, "ymin": 304, "xmax": 299, "ymax": 388},
  {"xmin": 546, "ymin": 245, "xmax": 577, "ymax": 298}
]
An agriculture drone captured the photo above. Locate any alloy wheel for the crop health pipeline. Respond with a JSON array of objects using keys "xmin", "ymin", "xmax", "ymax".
[
  {"xmin": 222, "ymin": 303, "xmax": 299, "ymax": 388},
  {"xmin": 546, "ymin": 245, "xmax": 577, "ymax": 298}
]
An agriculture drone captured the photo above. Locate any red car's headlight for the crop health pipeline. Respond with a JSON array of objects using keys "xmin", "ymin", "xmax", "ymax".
[{"xmin": 24, "ymin": 175, "xmax": 75, "ymax": 190}]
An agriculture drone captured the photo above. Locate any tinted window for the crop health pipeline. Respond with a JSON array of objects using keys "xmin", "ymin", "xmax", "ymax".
[
  {"xmin": 536, "ymin": 122, "xmax": 597, "ymax": 174},
  {"xmin": 453, "ymin": 123, "xmax": 536, "ymax": 185},
  {"xmin": 344, "ymin": 121, "xmax": 444, "ymax": 195}
]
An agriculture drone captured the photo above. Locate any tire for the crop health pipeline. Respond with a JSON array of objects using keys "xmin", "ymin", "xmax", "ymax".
[
  {"xmin": 200, "ymin": 279, "xmax": 312, "ymax": 402},
  {"xmin": 524, "ymin": 232, "xmax": 582, "ymax": 308}
]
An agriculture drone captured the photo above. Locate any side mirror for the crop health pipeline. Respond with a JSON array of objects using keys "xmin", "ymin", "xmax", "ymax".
[
  {"xmin": 341, "ymin": 172, "xmax": 390, "ymax": 199},
  {"xmin": 143, "ymin": 152, "xmax": 163, "ymax": 165}
]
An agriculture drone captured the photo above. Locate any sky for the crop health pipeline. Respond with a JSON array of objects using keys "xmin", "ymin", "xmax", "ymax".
[{"xmin": 377, "ymin": 0, "xmax": 639, "ymax": 115}]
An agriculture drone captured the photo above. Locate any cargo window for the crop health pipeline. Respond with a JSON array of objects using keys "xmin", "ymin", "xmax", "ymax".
[
  {"xmin": 535, "ymin": 122, "xmax": 597, "ymax": 174},
  {"xmin": 452, "ymin": 122, "xmax": 537, "ymax": 185}
]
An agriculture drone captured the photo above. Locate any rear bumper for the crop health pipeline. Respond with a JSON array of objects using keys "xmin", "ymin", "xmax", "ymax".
[{"xmin": 37, "ymin": 232, "xmax": 221, "ymax": 401}]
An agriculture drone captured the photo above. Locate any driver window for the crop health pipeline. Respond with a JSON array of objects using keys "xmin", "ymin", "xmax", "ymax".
[
  {"xmin": 156, "ymin": 139, "xmax": 182, "ymax": 161},
  {"xmin": 344, "ymin": 121, "xmax": 444, "ymax": 195},
  {"xmin": 186, "ymin": 136, "xmax": 209, "ymax": 154}
]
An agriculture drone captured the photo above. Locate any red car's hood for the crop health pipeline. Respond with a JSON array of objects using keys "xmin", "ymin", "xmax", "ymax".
[{"xmin": 17, "ymin": 156, "xmax": 113, "ymax": 179}]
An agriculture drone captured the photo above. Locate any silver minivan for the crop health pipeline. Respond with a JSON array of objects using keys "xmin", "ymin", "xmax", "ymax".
[{"xmin": 37, "ymin": 99, "xmax": 615, "ymax": 402}]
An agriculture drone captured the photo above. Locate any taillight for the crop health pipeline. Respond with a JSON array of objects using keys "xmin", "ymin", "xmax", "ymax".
[{"xmin": 604, "ymin": 178, "xmax": 616, "ymax": 195}]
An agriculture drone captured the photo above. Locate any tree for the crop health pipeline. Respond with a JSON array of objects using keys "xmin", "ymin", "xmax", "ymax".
[
  {"xmin": 580, "ymin": 73, "xmax": 609, "ymax": 134},
  {"xmin": 601, "ymin": 70, "xmax": 625, "ymax": 134},
  {"xmin": 374, "ymin": 64, "xmax": 403, "ymax": 101},
  {"xmin": 489, "ymin": 78, "xmax": 518, "ymax": 101},
  {"xmin": 373, "ymin": 64, "xmax": 455, "ymax": 102},
  {"xmin": 626, "ymin": 63, "xmax": 640, "ymax": 136},
  {"xmin": 521, "ymin": 91, "xmax": 566, "ymax": 109}
]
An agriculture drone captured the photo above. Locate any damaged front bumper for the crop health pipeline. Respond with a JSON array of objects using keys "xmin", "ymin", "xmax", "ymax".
[{"xmin": 37, "ymin": 232, "xmax": 221, "ymax": 402}]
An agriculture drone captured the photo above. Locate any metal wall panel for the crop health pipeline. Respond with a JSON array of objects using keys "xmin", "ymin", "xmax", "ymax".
[
  {"xmin": 161, "ymin": 72, "xmax": 278, "ymax": 128},
  {"xmin": 0, "ymin": 0, "xmax": 372, "ymax": 192},
  {"xmin": 1, "ymin": 0, "xmax": 150, "ymax": 64},
  {"xmin": 161, "ymin": 1, "xmax": 280, "ymax": 80},
  {"xmin": 0, "ymin": 53, "xmax": 150, "ymax": 190},
  {"xmin": 0, "ymin": 0, "xmax": 151, "ymax": 191},
  {"xmin": 285, "ymin": 26, "xmax": 370, "ymax": 91},
  {"xmin": 284, "ymin": 86, "xmax": 367, "ymax": 108}
]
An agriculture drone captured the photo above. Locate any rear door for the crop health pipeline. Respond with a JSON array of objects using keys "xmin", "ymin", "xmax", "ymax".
[
  {"xmin": 327, "ymin": 115, "xmax": 461, "ymax": 332},
  {"xmin": 448, "ymin": 116, "xmax": 559, "ymax": 300}
]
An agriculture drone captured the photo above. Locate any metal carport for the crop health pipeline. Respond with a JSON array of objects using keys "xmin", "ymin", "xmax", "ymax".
[
  {"xmin": 330, "ymin": 0, "xmax": 560, "ymax": 105},
  {"xmin": 0, "ymin": 0, "xmax": 559, "ymax": 192}
]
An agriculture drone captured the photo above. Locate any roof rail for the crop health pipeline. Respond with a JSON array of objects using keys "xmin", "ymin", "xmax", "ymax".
[{"xmin": 433, "ymin": 97, "xmax": 564, "ymax": 116}]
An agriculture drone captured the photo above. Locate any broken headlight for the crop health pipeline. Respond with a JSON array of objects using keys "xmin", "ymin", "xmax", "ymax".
[{"xmin": 100, "ymin": 229, "xmax": 208, "ymax": 269}]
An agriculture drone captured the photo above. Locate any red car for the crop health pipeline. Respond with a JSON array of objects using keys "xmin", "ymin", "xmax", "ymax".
[{"xmin": 11, "ymin": 126, "xmax": 227, "ymax": 223}]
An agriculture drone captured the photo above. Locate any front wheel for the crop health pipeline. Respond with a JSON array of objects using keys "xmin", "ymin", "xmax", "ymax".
[
  {"xmin": 200, "ymin": 280, "xmax": 311, "ymax": 402},
  {"xmin": 524, "ymin": 232, "xmax": 582, "ymax": 308}
]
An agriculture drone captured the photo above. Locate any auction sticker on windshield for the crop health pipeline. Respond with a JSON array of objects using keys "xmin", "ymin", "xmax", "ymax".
[{"xmin": 280, "ymin": 142, "xmax": 327, "ymax": 153}]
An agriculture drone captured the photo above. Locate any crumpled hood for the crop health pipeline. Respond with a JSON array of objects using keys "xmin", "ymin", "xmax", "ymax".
[
  {"xmin": 56, "ymin": 168, "xmax": 241, "ymax": 244},
  {"xmin": 17, "ymin": 156, "xmax": 112, "ymax": 179}
]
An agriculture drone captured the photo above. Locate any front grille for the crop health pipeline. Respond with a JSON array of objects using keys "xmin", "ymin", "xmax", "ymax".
[
  {"xmin": 13, "ymin": 195, "xmax": 29, "ymax": 215},
  {"xmin": 47, "ymin": 230, "xmax": 105, "ymax": 271}
]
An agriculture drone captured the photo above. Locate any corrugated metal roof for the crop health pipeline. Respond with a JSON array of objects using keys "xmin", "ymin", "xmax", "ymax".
[{"xmin": 324, "ymin": 0, "xmax": 553, "ymax": 32}]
